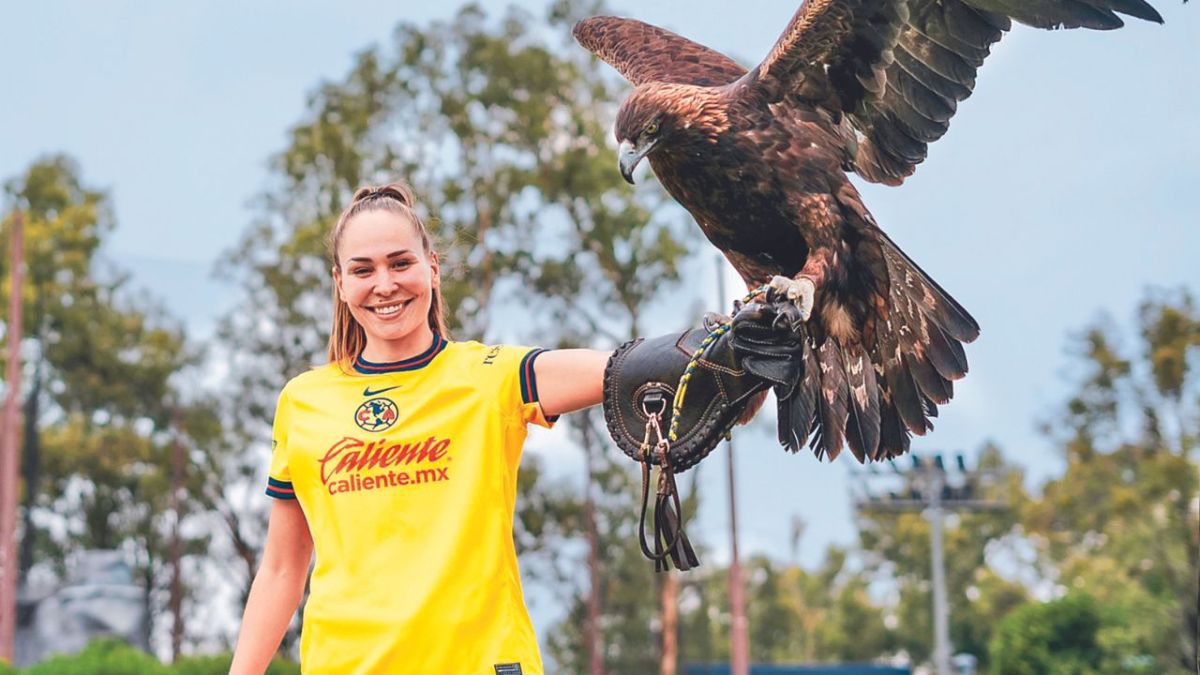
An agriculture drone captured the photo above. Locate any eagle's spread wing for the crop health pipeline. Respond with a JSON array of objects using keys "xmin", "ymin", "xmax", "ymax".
[
  {"xmin": 740, "ymin": 0, "xmax": 1163, "ymax": 184},
  {"xmin": 742, "ymin": 0, "xmax": 910, "ymax": 108},
  {"xmin": 572, "ymin": 16, "xmax": 747, "ymax": 87}
]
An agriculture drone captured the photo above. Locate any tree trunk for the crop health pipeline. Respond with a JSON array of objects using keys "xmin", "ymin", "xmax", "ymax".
[
  {"xmin": 169, "ymin": 417, "xmax": 185, "ymax": 661},
  {"xmin": 17, "ymin": 355, "xmax": 42, "ymax": 576},
  {"xmin": 581, "ymin": 414, "xmax": 606, "ymax": 675}
]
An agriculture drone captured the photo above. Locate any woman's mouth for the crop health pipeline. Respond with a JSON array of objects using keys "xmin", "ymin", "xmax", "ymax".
[{"xmin": 369, "ymin": 299, "xmax": 411, "ymax": 316}]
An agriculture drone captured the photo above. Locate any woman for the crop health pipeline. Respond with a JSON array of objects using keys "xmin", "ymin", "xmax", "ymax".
[{"xmin": 229, "ymin": 183, "xmax": 609, "ymax": 674}]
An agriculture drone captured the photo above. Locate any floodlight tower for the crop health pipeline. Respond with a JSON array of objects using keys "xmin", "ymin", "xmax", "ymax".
[{"xmin": 852, "ymin": 452, "xmax": 1006, "ymax": 675}]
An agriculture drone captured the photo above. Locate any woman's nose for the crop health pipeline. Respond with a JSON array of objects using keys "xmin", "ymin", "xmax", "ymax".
[{"xmin": 373, "ymin": 271, "xmax": 401, "ymax": 294}]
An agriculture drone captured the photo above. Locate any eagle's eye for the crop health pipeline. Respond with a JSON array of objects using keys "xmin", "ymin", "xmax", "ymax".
[{"xmin": 644, "ymin": 120, "xmax": 660, "ymax": 137}]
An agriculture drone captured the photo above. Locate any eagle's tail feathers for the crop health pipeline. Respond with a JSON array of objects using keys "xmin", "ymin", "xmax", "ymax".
[
  {"xmin": 904, "ymin": 350, "xmax": 953, "ymax": 405},
  {"xmin": 813, "ymin": 339, "xmax": 849, "ymax": 461},
  {"xmin": 876, "ymin": 388, "xmax": 911, "ymax": 460},
  {"xmin": 923, "ymin": 393, "xmax": 940, "ymax": 419},
  {"xmin": 778, "ymin": 341, "xmax": 821, "ymax": 454},
  {"xmin": 884, "ymin": 348, "xmax": 932, "ymax": 436},
  {"xmin": 844, "ymin": 345, "xmax": 882, "ymax": 463},
  {"xmin": 925, "ymin": 318, "xmax": 970, "ymax": 380}
]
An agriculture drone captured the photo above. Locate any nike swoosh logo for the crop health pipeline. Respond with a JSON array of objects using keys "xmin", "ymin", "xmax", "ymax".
[{"xmin": 363, "ymin": 385, "xmax": 402, "ymax": 397}]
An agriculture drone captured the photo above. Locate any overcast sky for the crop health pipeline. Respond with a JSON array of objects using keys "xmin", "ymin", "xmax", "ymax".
[{"xmin": 2, "ymin": 0, "xmax": 1197, "ymax": 647}]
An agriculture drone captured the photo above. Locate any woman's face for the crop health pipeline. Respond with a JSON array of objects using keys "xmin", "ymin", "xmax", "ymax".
[{"xmin": 334, "ymin": 209, "xmax": 439, "ymax": 357}]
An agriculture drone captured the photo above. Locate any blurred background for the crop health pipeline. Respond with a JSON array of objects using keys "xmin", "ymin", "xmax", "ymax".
[{"xmin": 0, "ymin": 1, "xmax": 1196, "ymax": 673}]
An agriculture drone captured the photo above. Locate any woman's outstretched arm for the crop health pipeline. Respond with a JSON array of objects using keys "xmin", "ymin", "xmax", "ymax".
[{"xmin": 534, "ymin": 348, "xmax": 610, "ymax": 418}]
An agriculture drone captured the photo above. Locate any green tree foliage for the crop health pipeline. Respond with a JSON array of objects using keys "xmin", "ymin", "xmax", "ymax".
[
  {"xmin": 1023, "ymin": 289, "xmax": 1199, "ymax": 674},
  {"xmin": 2, "ymin": 155, "xmax": 112, "ymax": 575},
  {"xmin": 3, "ymin": 156, "xmax": 219, "ymax": 654},
  {"xmin": 988, "ymin": 592, "xmax": 1109, "ymax": 675},
  {"xmin": 19, "ymin": 639, "xmax": 167, "ymax": 675}
]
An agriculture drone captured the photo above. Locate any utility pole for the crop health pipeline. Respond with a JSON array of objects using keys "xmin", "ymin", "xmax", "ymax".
[
  {"xmin": 927, "ymin": 468, "xmax": 950, "ymax": 675},
  {"xmin": 718, "ymin": 255, "xmax": 749, "ymax": 675},
  {"xmin": 853, "ymin": 453, "xmax": 1006, "ymax": 675},
  {"xmin": 0, "ymin": 209, "xmax": 25, "ymax": 663}
]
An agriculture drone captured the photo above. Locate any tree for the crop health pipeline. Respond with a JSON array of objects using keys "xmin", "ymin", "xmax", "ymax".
[
  {"xmin": 3, "ymin": 156, "xmax": 220, "ymax": 657},
  {"xmin": 988, "ymin": 592, "xmax": 1108, "ymax": 675},
  {"xmin": 1023, "ymin": 289, "xmax": 1199, "ymax": 674},
  {"xmin": 2, "ymin": 155, "xmax": 110, "ymax": 577}
]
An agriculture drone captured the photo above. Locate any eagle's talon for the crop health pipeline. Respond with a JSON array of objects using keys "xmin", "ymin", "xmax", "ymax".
[
  {"xmin": 703, "ymin": 311, "xmax": 731, "ymax": 332},
  {"xmin": 768, "ymin": 275, "xmax": 815, "ymax": 322}
]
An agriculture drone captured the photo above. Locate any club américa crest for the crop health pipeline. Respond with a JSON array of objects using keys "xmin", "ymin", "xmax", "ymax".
[{"xmin": 355, "ymin": 397, "xmax": 398, "ymax": 432}]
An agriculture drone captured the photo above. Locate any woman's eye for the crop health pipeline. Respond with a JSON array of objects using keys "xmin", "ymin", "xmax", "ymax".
[
  {"xmin": 392, "ymin": 260, "xmax": 412, "ymax": 269},
  {"xmin": 353, "ymin": 268, "xmax": 371, "ymax": 276}
]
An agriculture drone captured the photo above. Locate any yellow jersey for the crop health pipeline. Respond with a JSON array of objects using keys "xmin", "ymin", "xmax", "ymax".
[{"xmin": 266, "ymin": 335, "xmax": 555, "ymax": 674}]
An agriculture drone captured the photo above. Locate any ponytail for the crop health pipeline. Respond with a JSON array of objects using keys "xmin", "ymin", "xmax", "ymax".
[{"xmin": 328, "ymin": 182, "xmax": 449, "ymax": 370}]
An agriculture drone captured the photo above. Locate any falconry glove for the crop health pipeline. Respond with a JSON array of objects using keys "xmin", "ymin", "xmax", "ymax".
[{"xmin": 602, "ymin": 299, "xmax": 807, "ymax": 571}]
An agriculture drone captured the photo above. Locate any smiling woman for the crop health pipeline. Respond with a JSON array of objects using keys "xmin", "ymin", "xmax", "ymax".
[
  {"xmin": 228, "ymin": 182, "xmax": 611, "ymax": 675},
  {"xmin": 327, "ymin": 184, "xmax": 448, "ymax": 367}
]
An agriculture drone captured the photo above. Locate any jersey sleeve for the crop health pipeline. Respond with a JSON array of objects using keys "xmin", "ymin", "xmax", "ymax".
[
  {"xmin": 265, "ymin": 388, "xmax": 297, "ymax": 500},
  {"xmin": 510, "ymin": 346, "xmax": 559, "ymax": 429}
]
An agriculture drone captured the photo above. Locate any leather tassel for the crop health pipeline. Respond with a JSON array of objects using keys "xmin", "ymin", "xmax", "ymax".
[{"xmin": 655, "ymin": 492, "xmax": 700, "ymax": 571}]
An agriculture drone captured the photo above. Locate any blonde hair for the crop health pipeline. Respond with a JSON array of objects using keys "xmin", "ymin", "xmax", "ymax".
[{"xmin": 327, "ymin": 182, "xmax": 450, "ymax": 369}]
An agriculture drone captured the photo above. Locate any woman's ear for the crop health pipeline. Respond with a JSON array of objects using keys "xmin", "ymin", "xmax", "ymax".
[
  {"xmin": 332, "ymin": 265, "xmax": 345, "ymax": 302},
  {"xmin": 429, "ymin": 251, "xmax": 440, "ymax": 289}
]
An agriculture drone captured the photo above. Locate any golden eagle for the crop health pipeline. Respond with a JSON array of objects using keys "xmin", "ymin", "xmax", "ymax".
[{"xmin": 574, "ymin": 0, "xmax": 1163, "ymax": 461}]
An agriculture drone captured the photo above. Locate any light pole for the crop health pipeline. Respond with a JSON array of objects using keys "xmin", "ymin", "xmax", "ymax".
[
  {"xmin": 853, "ymin": 453, "xmax": 1006, "ymax": 674},
  {"xmin": 927, "ymin": 467, "xmax": 950, "ymax": 675}
]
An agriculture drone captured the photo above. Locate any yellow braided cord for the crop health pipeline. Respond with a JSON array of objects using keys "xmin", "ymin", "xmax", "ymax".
[{"xmin": 667, "ymin": 284, "xmax": 771, "ymax": 443}]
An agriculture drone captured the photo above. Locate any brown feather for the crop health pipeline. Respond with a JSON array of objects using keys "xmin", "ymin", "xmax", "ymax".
[
  {"xmin": 843, "ymin": 344, "xmax": 882, "ymax": 462},
  {"xmin": 573, "ymin": 17, "xmax": 746, "ymax": 87},
  {"xmin": 876, "ymin": 386, "xmax": 911, "ymax": 459},
  {"xmin": 905, "ymin": 348, "xmax": 954, "ymax": 403},
  {"xmin": 779, "ymin": 340, "xmax": 822, "ymax": 453},
  {"xmin": 813, "ymin": 339, "xmax": 850, "ymax": 460}
]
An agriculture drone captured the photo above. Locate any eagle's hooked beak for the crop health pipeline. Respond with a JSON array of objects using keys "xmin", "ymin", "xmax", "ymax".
[{"xmin": 618, "ymin": 138, "xmax": 656, "ymax": 184}]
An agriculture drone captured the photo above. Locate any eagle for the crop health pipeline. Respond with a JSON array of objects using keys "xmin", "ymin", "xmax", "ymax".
[{"xmin": 574, "ymin": 0, "xmax": 1164, "ymax": 462}]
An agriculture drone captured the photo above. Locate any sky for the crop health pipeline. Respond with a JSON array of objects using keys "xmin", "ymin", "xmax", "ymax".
[{"xmin": 2, "ymin": 0, "xmax": 1197, "ymax": 651}]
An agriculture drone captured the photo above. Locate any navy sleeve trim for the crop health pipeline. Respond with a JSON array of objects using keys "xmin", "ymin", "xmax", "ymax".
[
  {"xmin": 518, "ymin": 348, "xmax": 548, "ymax": 405},
  {"xmin": 265, "ymin": 476, "xmax": 296, "ymax": 500}
]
